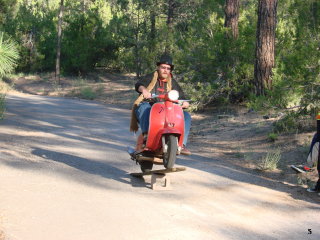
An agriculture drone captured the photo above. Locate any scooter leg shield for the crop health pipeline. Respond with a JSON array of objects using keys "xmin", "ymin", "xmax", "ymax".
[{"xmin": 146, "ymin": 103, "xmax": 166, "ymax": 150}]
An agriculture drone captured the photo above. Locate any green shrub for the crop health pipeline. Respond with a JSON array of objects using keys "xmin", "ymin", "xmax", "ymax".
[
  {"xmin": 267, "ymin": 132, "xmax": 278, "ymax": 142},
  {"xmin": 273, "ymin": 113, "xmax": 298, "ymax": 133},
  {"xmin": 246, "ymin": 94, "xmax": 269, "ymax": 112},
  {"xmin": 80, "ymin": 86, "xmax": 96, "ymax": 100},
  {"xmin": 62, "ymin": 10, "xmax": 117, "ymax": 74},
  {"xmin": 272, "ymin": 110, "xmax": 315, "ymax": 134}
]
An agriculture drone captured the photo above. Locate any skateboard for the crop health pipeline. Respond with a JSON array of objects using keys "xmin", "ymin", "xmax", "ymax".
[{"xmin": 130, "ymin": 167, "xmax": 186, "ymax": 177}]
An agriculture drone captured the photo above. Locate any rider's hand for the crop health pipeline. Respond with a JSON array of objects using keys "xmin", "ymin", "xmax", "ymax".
[
  {"xmin": 142, "ymin": 88, "xmax": 151, "ymax": 99},
  {"xmin": 182, "ymin": 101, "xmax": 190, "ymax": 109}
]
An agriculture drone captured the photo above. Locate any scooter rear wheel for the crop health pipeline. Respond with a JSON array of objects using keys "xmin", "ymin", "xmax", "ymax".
[{"xmin": 163, "ymin": 135, "xmax": 178, "ymax": 168}]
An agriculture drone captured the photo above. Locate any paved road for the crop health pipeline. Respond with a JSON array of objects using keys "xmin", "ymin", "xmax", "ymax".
[{"xmin": 0, "ymin": 93, "xmax": 319, "ymax": 240}]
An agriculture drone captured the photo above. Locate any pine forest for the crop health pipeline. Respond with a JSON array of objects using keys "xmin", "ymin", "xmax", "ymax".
[{"xmin": 0, "ymin": 0, "xmax": 319, "ymax": 126}]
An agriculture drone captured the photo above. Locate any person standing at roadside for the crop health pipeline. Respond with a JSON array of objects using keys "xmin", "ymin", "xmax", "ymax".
[{"xmin": 291, "ymin": 113, "xmax": 320, "ymax": 195}]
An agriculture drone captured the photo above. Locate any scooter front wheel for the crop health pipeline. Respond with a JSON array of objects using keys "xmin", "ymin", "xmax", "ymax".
[{"xmin": 163, "ymin": 135, "xmax": 178, "ymax": 168}]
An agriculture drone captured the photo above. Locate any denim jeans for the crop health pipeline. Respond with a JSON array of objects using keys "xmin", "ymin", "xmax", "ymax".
[
  {"xmin": 310, "ymin": 133, "xmax": 320, "ymax": 174},
  {"xmin": 135, "ymin": 102, "xmax": 191, "ymax": 146}
]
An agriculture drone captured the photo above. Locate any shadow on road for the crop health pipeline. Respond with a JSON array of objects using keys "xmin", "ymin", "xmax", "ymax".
[
  {"xmin": 177, "ymin": 153, "xmax": 320, "ymax": 206},
  {"xmin": 1, "ymin": 94, "xmax": 149, "ymax": 189},
  {"xmin": 32, "ymin": 147, "xmax": 129, "ymax": 182}
]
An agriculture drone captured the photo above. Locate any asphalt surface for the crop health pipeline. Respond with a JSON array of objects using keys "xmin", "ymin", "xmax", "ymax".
[{"xmin": 0, "ymin": 92, "xmax": 319, "ymax": 240}]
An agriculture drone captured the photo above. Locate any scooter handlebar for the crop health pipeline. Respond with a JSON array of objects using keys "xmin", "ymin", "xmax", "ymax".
[{"xmin": 145, "ymin": 93, "xmax": 191, "ymax": 104}]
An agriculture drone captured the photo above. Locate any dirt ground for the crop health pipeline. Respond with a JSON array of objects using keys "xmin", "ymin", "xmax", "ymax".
[{"xmin": 3, "ymin": 71, "xmax": 319, "ymax": 200}]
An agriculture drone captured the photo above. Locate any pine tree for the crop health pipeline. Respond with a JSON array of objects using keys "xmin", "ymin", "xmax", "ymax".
[
  {"xmin": 254, "ymin": 0, "xmax": 278, "ymax": 95},
  {"xmin": 224, "ymin": 0, "xmax": 240, "ymax": 39},
  {"xmin": 55, "ymin": 0, "xmax": 64, "ymax": 84}
]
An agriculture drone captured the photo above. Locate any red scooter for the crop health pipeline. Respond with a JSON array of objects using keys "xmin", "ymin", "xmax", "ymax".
[{"xmin": 129, "ymin": 90, "xmax": 185, "ymax": 172}]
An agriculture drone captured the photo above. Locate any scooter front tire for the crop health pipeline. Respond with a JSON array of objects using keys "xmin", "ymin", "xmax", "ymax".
[{"xmin": 163, "ymin": 135, "xmax": 178, "ymax": 169}]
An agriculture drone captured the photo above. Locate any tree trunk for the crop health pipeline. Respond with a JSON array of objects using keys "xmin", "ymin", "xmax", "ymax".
[
  {"xmin": 148, "ymin": 9, "xmax": 156, "ymax": 52},
  {"xmin": 167, "ymin": 0, "xmax": 174, "ymax": 29},
  {"xmin": 134, "ymin": 9, "xmax": 142, "ymax": 78},
  {"xmin": 311, "ymin": 1, "xmax": 319, "ymax": 30},
  {"xmin": 55, "ymin": 0, "xmax": 64, "ymax": 84},
  {"xmin": 224, "ymin": 0, "xmax": 240, "ymax": 39},
  {"xmin": 28, "ymin": 27, "xmax": 35, "ymax": 72},
  {"xmin": 150, "ymin": 10, "xmax": 156, "ymax": 41},
  {"xmin": 82, "ymin": 0, "xmax": 87, "ymax": 13},
  {"xmin": 165, "ymin": 0, "xmax": 175, "ymax": 53},
  {"xmin": 254, "ymin": 0, "xmax": 278, "ymax": 96}
]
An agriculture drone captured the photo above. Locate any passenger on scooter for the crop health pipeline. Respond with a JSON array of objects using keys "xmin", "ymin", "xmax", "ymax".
[{"xmin": 130, "ymin": 54, "xmax": 192, "ymax": 155}]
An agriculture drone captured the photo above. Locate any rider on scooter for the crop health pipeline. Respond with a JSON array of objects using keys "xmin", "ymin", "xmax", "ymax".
[{"xmin": 130, "ymin": 54, "xmax": 192, "ymax": 155}]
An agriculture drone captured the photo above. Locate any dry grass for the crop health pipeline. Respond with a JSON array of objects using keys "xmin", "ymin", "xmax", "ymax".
[
  {"xmin": 257, "ymin": 148, "xmax": 281, "ymax": 171},
  {"xmin": 5, "ymin": 71, "xmax": 137, "ymax": 109},
  {"xmin": 189, "ymin": 104, "xmax": 319, "ymax": 188}
]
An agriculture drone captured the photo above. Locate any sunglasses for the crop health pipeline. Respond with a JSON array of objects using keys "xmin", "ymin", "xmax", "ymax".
[{"xmin": 160, "ymin": 66, "xmax": 171, "ymax": 71}]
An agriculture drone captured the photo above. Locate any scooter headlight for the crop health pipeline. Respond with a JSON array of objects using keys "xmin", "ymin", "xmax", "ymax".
[{"xmin": 168, "ymin": 90, "xmax": 179, "ymax": 101}]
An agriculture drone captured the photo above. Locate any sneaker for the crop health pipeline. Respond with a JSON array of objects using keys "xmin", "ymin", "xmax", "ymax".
[
  {"xmin": 307, "ymin": 182, "xmax": 320, "ymax": 193},
  {"xmin": 181, "ymin": 146, "xmax": 191, "ymax": 155},
  {"xmin": 290, "ymin": 165, "xmax": 313, "ymax": 173},
  {"xmin": 307, "ymin": 187, "xmax": 318, "ymax": 193}
]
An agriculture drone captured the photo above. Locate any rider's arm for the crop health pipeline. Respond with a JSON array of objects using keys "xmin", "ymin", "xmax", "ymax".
[
  {"xmin": 135, "ymin": 81, "xmax": 151, "ymax": 98},
  {"xmin": 138, "ymin": 85, "xmax": 151, "ymax": 99},
  {"xmin": 135, "ymin": 81, "xmax": 145, "ymax": 93}
]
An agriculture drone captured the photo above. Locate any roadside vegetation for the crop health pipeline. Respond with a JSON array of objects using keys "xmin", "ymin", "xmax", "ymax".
[
  {"xmin": 0, "ymin": 81, "xmax": 8, "ymax": 119},
  {"xmin": 0, "ymin": 31, "xmax": 19, "ymax": 118},
  {"xmin": 257, "ymin": 148, "xmax": 281, "ymax": 171},
  {"xmin": 0, "ymin": 1, "xmax": 317, "ymax": 108}
]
